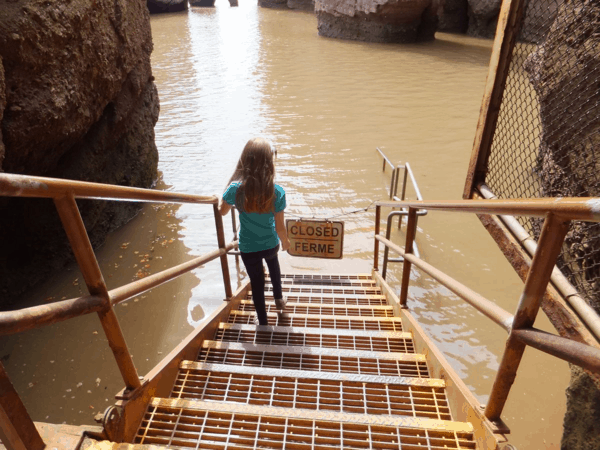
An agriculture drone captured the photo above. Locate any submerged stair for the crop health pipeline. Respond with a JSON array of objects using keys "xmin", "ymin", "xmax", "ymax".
[{"xmin": 133, "ymin": 274, "xmax": 477, "ymax": 449}]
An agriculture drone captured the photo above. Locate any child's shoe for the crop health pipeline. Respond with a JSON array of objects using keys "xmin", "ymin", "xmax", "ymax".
[{"xmin": 274, "ymin": 297, "xmax": 287, "ymax": 311}]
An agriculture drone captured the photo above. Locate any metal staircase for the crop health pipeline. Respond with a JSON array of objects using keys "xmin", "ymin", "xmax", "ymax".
[{"xmin": 129, "ymin": 274, "xmax": 477, "ymax": 449}]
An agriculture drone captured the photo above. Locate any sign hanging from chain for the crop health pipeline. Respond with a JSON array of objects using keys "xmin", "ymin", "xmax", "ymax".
[{"xmin": 286, "ymin": 219, "xmax": 344, "ymax": 259}]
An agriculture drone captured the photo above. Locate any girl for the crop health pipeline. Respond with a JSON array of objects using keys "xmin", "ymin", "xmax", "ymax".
[{"xmin": 219, "ymin": 138, "xmax": 290, "ymax": 326}]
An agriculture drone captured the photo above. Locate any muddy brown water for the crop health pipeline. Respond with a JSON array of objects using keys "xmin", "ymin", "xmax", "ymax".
[{"xmin": 1, "ymin": 2, "xmax": 568, "ymax": 448}]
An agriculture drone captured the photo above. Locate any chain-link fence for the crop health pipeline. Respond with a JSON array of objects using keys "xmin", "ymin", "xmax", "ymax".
[{"xmin": 485, "ymin": 0, "xmax": 600, "ymax": 313}]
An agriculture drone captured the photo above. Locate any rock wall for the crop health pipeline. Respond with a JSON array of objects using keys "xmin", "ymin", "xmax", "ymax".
[
  {"xmin": 147, "ymin": 0, "xmax": 188, "ymax": 14},
  {"xmin": 315, "ymin": 0, "xmax": 440, "ymax": 43},
  {"xmin": 437, "ymin": 0, "xmax": 468, "ymax": 33},
  {"xmin": 0, "ymin": 0, "xmax": 159, "ymax": 302},
  {"xmin": 437, "ymin": 0, "xmax": 557, "ymax": 42},
  {"xmin": 523, "ymin": 1, "xmax": 600, "ymax": 447}
]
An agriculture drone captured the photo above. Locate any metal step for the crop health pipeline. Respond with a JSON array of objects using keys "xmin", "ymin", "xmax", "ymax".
[
  {"xmin": 135, "ymin": 398, "xmax": 476, "ymax": 449},
  {"xmin": 213, "ymin": 323, "xmax": 416, "ymax": 353},
  {"xmin": 238, "ymin": 299, "xmax": 395, "ymax": 317},
  {"xmin": 254, "ymin": 292, "xmax": 389, "ymax": 306},
  {"xmin": 263, "ymin": 285, "xmax": 383, "ymax": 296},
  {"xmin": 133, "ymin": 273, "xmax": 479, "ymax": 449},
  {"xmin": 172, "ymin": 362, "xmax": 451, "ymax": 420},
  {"xmin": 226, "ymin": 311, "xmax": 404, "ymax": 331},
  {"xmin": 197, "ymin": 341, "xmax": 430, "ymax": 378}
]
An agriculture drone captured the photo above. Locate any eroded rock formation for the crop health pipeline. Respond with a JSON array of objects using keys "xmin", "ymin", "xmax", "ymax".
[
  {"xmin": 258, "ymin": 0, "xmax": 288, "ymax": 8},
  {"xmin": 315, "ymin": 0, "xmax": 441, "ymax": 43},
  {"xmin": 147, "ymin": 0, "xmax": 188, "ymax": 14},
  {"xmin": 0, "ymin": 0, "xmax": 159, "ymax": 301},
  {"xmin": 465, "ymin": 0, "xmax": 501, "ymax": 38},
  {"xmin": 437, "ymin": 0, "xmax": 467, "ymax": 33},
  {"xmin": 524, "ymin": 1, "xmax": 600, "ymax": 447},
  {"xmin": 287, "ymin": 0, "xmax": 314, "ymax": 11}
]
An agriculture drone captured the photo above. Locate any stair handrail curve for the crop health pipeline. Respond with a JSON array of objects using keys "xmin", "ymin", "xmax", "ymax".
[
  {"xmin": 0, "ymin": 172, "xmax": 238, "ymax": 450},
  {"xmin": 373, "ymin": 196, "xmax": 600, "ymax": 424}
]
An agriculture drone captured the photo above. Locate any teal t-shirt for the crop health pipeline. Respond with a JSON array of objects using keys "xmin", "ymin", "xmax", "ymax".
[{"xmin": 223, "ymin": 183, "xmax": 286, "ymax": 253}]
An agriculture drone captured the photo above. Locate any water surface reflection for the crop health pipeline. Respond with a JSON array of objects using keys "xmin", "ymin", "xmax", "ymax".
[{"xmin": 1, "ymin": 2, "xmax": 568, "ymax": 448}]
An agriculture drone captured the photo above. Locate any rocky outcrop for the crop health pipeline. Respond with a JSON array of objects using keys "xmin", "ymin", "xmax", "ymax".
[
  {"xmin": 524, "ymin": 1, "xmax": 600, "ymax": 447},
  {"xmin": 0, "ymin": 0, "xmax": 159, "ymax": 301},
  {"xmin": 563, "ymin": 365, "xmax": 600, "ymax": 450},
  {"xmin": 147, "ymin": 0, "xmax": 188, "ymax": 14},
  {"xmin": 258, "ymin": 0, "xmax": 288, "ymax": 8},
  {"xmin": 465, "ymin": 0, "xmax": 501, "ymax": 38},
  {"xmin": 259, "ymin": 0, "xmax": 313, "ymax": 11},
  {"xmin": 437, "ymin": 0, "xmax": 468, "ymax": 33},
  {"xmin": 316, "ymin": 0, "xmax": 441, "ymax": 43},
  {"xmin": 525, "ymin": 0, "xmax": 600, "ymax": 315},
  {"xmin": 190, "ymin": 0, "xmax": 216, "ymax": 6},
  {"xmin": 436, "ymin": 0, "xmax": 557, "ymax": 42},
  {"xmin": 288, "ymin": 0, "xmax": 314, "ymax": 11}
]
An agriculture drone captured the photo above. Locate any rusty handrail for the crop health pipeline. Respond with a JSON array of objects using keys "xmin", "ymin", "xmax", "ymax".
[
  {"xmin": 376, "ymin": 234, "xmax": 515, "ymax": 330},
  {"xmin": 373, "ymin": 196, "xmax": 600, "ymax": 423},
  {"xmin": 0, "ymin": 173, "xmax": 217, "ymax": 204},
  {"xmin": 375, "ymin": 197, "xmax": 600, "ymax": 222},
  {"xmin": 0, "ymin": 242, "xmax": 238, "ymax": 336},
  {"xmin": 0, "ymin": 173, "xmax": 233, "ymax": 449}
]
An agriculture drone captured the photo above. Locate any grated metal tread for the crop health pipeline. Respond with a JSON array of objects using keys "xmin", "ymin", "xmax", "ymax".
[
  {"xmin": 135, "ymin": 399, "xmax": 476, "ymax": 449},
  {"xmin": 254, "ymin": 292, "xmax": 389, "ymax": 305},
  {"xmin": 226, "ymin": 311, "xmax": 403, "ymax": 331},
  {"xmin": 262, "ymin": 285, "xmax": 383, "ymax": 296},
  {"xmin": 171, "ymin": 364, "xmax": 451, "ymax": 420},
  {"xmin": 134, "ymin": 273, "xmax": 480, "ymax": 449},
  {"xmin": 238, "ymin": 299, "xmax": 394, "ymax": 317},
  {"xmin": 214, "ymin": 324, "xmax": 415, "ymax": 353},
  {"xmin": 197, "ymin": 341, "xmax": 429, "ymax": 378}
]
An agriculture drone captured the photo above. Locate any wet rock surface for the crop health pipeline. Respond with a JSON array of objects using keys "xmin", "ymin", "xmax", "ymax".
[
  {"xmin": 437, "ymin": 0, "xmax": 468, "ymax": 33},
  {"xmin": 0, "ymin": 0, "xmax": 159, "ymax": 302},
  {"xmin": 465, "ymin": 0, "xmax": 501, "ymax": 38},
  {"xmin": 147, "ymin": 0, "xmax": 188, "ymax": 14},
  {"xmin": 258, "ymin": 0, "xmax": 288, "ymax": 9},
  {"xmin": 524, "ymin": 1, "xmax": 600, "ymax": 447},
  {"xmin": 315, "ymin": 0, "xmax": 440, "ymax": 43}
]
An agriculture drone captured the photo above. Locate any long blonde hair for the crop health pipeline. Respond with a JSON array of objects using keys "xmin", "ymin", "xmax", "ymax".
[{"xmin": 227, "ymin": 138, "xmax": 275, "ymax": 213}]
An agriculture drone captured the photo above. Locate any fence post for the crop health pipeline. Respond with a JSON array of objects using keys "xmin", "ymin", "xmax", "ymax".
[
  {"xmin": 399, "ymin": 208, "xmax": 418, "ymax": 308},
  {"xmin": 389, "ymin": 168, "xmax": 397, "ymax": 200},
  {"xmin": 0, "ymin": 362, "xmax": 44, "ymax": 450},
  {"xmin": 485, "ymin": 213, "xmax": 570, "ymax": 420},
  {"xmin": 373, "ymin": 204, "xmax": 381, "ymax": 271},
  {"xmin": 213, "ymin": 204, "xmax": 233, "ymax": 299},
  {"xmin": 54, "ymin": 194, "xmax": 141, "ymax": 391}
]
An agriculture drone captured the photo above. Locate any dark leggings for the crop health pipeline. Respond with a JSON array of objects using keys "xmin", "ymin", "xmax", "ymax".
[{"xmin": 240, "ymin": 245, "xmax": 283, "ymax": 326}]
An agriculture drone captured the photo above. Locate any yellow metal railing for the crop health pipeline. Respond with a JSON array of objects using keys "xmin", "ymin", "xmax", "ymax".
[
  {"xmin": 0, "ymin": 173, "xmax": 237, "ymax": 450},
  {"xmin": 373, "ymin": 196, "xmax": 600, "ymax": 423}
]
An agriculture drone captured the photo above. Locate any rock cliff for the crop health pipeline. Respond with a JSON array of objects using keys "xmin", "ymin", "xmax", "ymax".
[
  {"xmin": 315, "ymin": 0, "xmax": 440, "ymax": 43},
  {"xmin": 524, "ymin": 1, "xmax": 600, "ymax": 447},
  {"xmin": 147, "ymin": 0, "xmax": 188, "ymax": 14},
  {"xmin": 0, "ymin": 0, "xmax": 159, "ymax": 302}
]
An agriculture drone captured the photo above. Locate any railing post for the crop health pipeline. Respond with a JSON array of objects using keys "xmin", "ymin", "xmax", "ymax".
[
  {"xmin": 389, "ymin": 168, "xmax": 397, "ymax": 200},
  {"xmin": 399, "ymin": 207, "xmax": 418, "ymax": 308},
  {"xmin": 54, "ymin": 194, "xmax": 141, "ymax": 391},
  {"xmin": 373, "ymin": 204, "xmax": 381, "ymax": 271},
  {"xmin": 213, "ymin": 204, "xmax": 233, "ymax": 299},
  {"xmin": 0, "ymin": 362, "xmax": 44, "ymax": 450},
  {"xmin": 382, "ymin": 214, "xmax": 395, "ymax": 280},
  {"xmin": 485, "ymin": 213, "xmax": 570, "ymax": 420},
  {"xmin": 230, "ymin": 207, "xmax": 240, "ymax": 265},
  {"xmin": 398, "ymin": 167, "xmax": 409, "ymax": 230}
]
